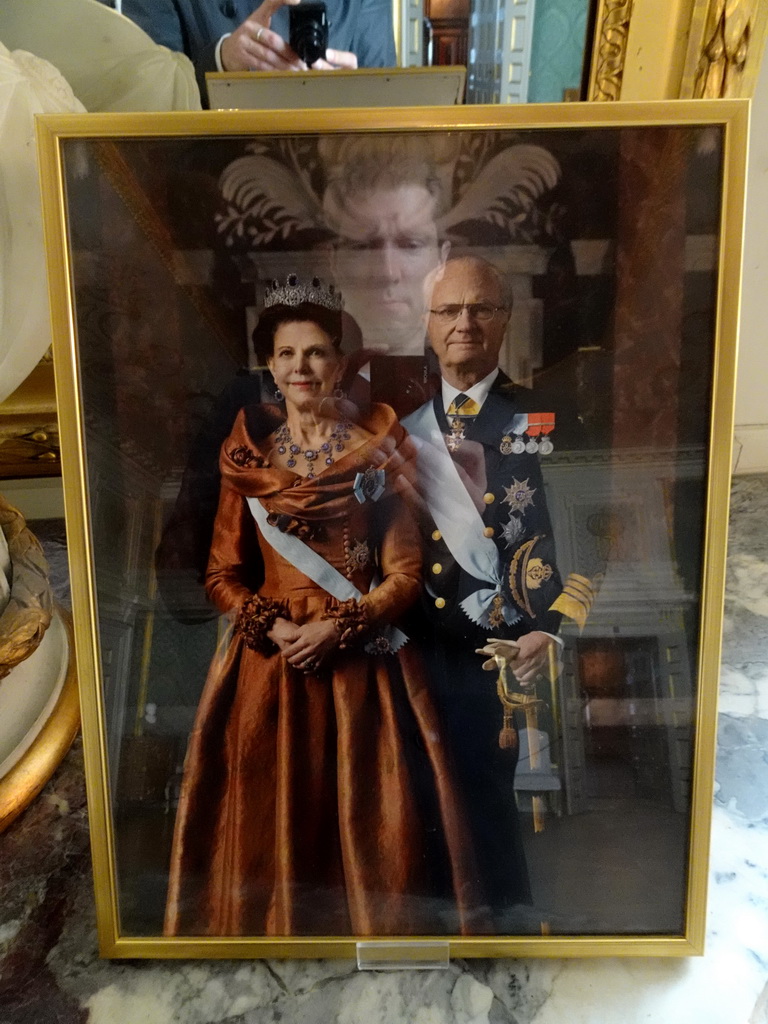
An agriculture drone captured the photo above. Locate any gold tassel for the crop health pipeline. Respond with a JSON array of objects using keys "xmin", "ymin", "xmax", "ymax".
[
  {"xmin": 498, "ymin": 708, "xmax": 518, "ymax": 750},
  {"xmin": 496, "ymin": 659, "xmax": 518, "ymax": 751},
  {"xmin": 532, "ymin": 795, "xmax": 545, "ymax": 833},
  {"xmin": 493, "ymin": 653, "xmax": 548, "ymax": 828}
]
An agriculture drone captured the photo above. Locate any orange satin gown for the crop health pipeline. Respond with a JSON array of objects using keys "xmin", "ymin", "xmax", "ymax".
[{"xmin": 164, "ymin": 404, "xmax": 484, "ymax": 937}]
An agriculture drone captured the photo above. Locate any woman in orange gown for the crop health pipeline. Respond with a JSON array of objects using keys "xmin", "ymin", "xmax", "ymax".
[{"xmin": 164, "ymin": 280, "xmax": 482, "ymax": 937}]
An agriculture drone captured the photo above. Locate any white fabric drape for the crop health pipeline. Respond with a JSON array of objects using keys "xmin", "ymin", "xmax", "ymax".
[
  {"xmin": 0, "ymin": 45, "xmax": 84, "ymax": 404},
  {"xmin": 0, "ymin": 0, "xmax": 201, "ymax": 404},
  {"xmin": 0, "ymin": 0, "xmax": 201, "ymax": 113}
]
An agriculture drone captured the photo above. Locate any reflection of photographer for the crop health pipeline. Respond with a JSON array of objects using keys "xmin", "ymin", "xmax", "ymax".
[
  {"xmin": 223, "ymin": 0, "xmax": 354, "ymax": 72},
  {"xmin": 121, "ymin": 0, "xmax": 396, "ymax": 100}
]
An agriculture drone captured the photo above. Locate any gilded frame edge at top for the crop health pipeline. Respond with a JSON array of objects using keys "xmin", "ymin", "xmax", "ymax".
[
  {"xmin": 35, "ymin": 98, "xmax": 750, "ymax": 960},
  {"xmin": 586, "ymin": 0, "xmax": 635, "ymax": 102}
]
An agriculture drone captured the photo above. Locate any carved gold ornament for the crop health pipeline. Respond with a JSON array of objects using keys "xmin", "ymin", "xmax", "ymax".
[
  {"xmin": 692, "ymin": 0, "xmax": 762, "ymax": 98},
  {"xmin": 588, "ymin": 0, "xmax": 635, "ymax": 101}
]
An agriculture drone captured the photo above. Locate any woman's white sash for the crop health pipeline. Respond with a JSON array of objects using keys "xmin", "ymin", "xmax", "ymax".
[
  {"xmin": 401, "ymin": 403, "xmax": 519, "ymax": 628},
  {"xmin": 245, "ymin": 496, "xmax": 407, "ymax": 652}
]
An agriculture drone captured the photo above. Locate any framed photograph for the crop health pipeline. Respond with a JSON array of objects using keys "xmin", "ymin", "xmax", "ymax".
[{"xmin": 37, "ymin": 100, "xmax": 747, "ymax": 959}]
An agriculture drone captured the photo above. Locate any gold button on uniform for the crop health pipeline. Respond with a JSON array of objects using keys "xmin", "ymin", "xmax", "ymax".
[
  {"xmin": 483, "ymin": 492, "xmax": 495, "ymax": 505},
  {"xmin": 431, "ymin": 529, "xmax": 442, "ymax": 541},
  {"xmin": 434, "ymin": 597, "xmax": 446, "ymax": 609},
  {"xmin": 483, "ymin": 526, "xmax": 494, "ymax": 537},
  {"xmin": 432, "ymin": 563, "xmax": 442, "ymax": 575}
]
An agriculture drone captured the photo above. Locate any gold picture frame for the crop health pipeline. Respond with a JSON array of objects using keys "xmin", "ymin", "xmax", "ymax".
[
  {"xmin": 588, "ymin": 0, "xmax": 768, "ymax": 102},
  {"xmin": 37, "ymin": 99, "xmax": 747, "ymax": 959}
]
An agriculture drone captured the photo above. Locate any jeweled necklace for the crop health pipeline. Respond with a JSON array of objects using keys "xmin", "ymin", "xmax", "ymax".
[{"xmin": 274, "ymin": 420, "xmax": 352, "ymax": 479}]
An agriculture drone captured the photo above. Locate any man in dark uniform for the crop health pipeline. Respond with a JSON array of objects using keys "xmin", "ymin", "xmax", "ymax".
[
  {"xmin": 120, "ymin": 0, "xmax": 395, "ymax": 99},
  {"xmin": 402, "ymin": 255, "xmax": 563, "ymax": 928}
]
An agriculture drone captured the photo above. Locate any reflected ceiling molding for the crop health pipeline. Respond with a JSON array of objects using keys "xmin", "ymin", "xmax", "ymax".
[
  {"xmin": 586, "ymin": 0, "xmax": 635, "ymax": 101},
  {"xmin": 681, "ymin": 0, "xmax": 768, "ymax": 98}
]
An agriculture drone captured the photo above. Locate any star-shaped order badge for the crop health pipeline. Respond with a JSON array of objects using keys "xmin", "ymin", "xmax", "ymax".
[
  {"xmin": 345, "ymin": 539, "xmax": 370, "ymax": 573},
  {"xmin": 502, "ymin": 478, "xmax": 536, "ymax": 514}
]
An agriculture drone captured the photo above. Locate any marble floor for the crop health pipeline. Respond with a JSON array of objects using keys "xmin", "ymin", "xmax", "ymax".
[{"xmin": 1, "ymin": 475, "xmax": 767, "ymax": 1024}]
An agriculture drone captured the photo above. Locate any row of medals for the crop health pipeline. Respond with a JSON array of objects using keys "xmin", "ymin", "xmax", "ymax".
[
  {"xmin": 500, "ymin": 433, "xmax": 554, "ymax": 455},
  {"xmin": 448, "ymin": 417, "xmax": 554, "ymax": 455}
]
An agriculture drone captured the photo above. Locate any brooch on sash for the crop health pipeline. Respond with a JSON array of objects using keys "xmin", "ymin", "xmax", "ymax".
[
  {"xmin": 499, "ymin": 413, "xmax": 555, "ymax": 455},
  {"xmin": 366, "ymin": 632, "xmax": 394, "ymax": 654},
  {"xmin": 353, "ymin": 466, "xmax": 386, "ymax": 504},
  {"xmin": 488, "ymin": 593, "xmax": 506, "ymax": 628}
]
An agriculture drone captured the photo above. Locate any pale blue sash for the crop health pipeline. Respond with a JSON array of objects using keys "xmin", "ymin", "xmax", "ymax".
[
  {"xmin": 401, "ymin": 403, "xmax": 519, "ymax": 628},
  {"xmin": 245, "ymin": 496, "xmax": 407, "ymax": 652}
]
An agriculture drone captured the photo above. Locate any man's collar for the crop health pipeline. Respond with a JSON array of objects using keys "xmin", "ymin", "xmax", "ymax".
[{"xmin": 441, "ymin": 367, "xmax": 500, "ymax": 412}]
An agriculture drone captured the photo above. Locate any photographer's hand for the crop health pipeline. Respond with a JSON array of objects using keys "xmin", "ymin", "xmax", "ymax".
[
  {"xmin": 221, "ymin": 0, "xmax": 307, "ymax": 71},
  {"xmin": 312, "ymin": 49, "xmax": 358, "ymax": 69}
]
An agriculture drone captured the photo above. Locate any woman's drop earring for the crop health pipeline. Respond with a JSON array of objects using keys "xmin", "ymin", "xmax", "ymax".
[{"xmin": 274, "ymin": 388, "xmax": 284, "ymax": 402}]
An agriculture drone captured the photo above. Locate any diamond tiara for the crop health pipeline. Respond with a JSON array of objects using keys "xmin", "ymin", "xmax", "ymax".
[{"xmin": 263, "ymin": 275, "xmax": 344, "ymax": 311}]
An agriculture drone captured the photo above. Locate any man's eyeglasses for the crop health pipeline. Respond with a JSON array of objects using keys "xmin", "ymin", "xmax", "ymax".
[{"xmin": 429, "ymin": 303, "xmax": 508, "ymax": 322}]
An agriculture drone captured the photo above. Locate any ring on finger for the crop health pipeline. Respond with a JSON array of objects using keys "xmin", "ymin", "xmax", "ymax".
[{"xmin": 255, "ymin": 26, "xmax": 264, "ymax": 43}]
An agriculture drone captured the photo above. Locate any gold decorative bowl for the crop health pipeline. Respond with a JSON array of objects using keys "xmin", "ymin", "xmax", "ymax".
[{"xmin": 0, "ymin": 497, "xmax": 78, "ymax": 831}]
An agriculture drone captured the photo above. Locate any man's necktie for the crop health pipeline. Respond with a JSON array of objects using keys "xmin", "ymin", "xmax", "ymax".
[{"xmin": 446, "ymin": 393, "xmax": 482, "ymax": 418}]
